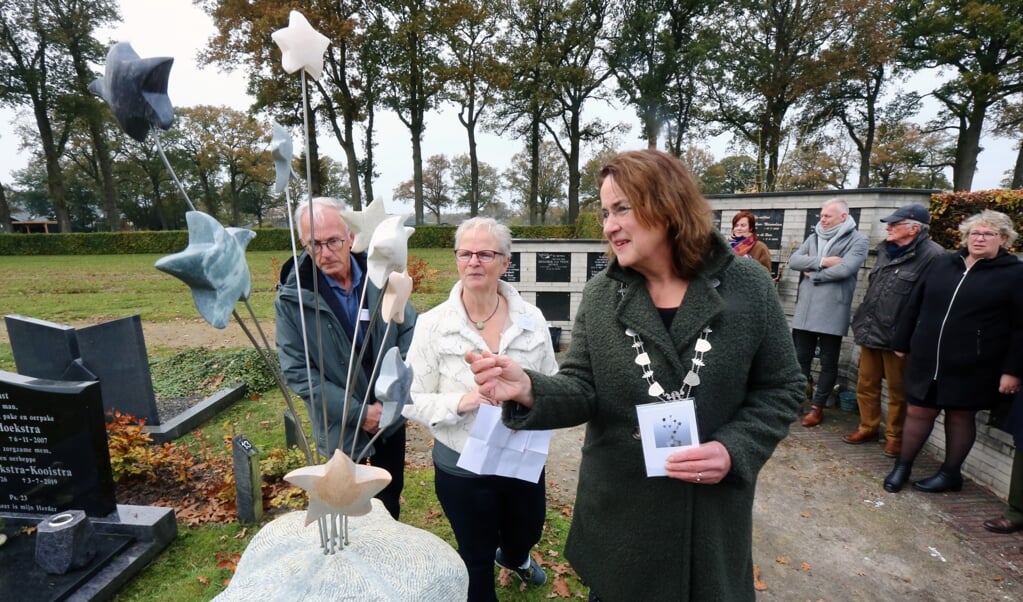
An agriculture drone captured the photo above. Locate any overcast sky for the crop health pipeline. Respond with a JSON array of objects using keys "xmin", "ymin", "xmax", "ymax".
[{"xmin": 0, "ymin": 0, "xmax": 1016, "ymax": 216}]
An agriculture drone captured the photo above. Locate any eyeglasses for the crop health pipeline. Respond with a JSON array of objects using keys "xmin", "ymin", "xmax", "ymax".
[
  {"xmin": 454, "ymin": 249, "xmax": 502, "ymax": 263},
  {"xmin": 600, "ymin": 205, "xmax": 632, "ymax": 225},
  {"xmin": 967, "ymin": 230, "xmax": 1000, "ymax": 240},
  {"xmin": 308, "ymin": 237, "xmax": 347, "ymax": 253}
]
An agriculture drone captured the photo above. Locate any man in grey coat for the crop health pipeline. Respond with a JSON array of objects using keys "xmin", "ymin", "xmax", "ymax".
[
  {"xmin": 844, "ymin": 204, "xmax": 945, "ymax": 456},
  {"xmin": 789, "ymin": 198, "xmax": 869, "ymax": 427}
]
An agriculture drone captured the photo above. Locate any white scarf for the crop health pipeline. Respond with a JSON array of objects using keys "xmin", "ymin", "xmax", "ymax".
[{"xmin": 815, "ymin": 216, "xmax": 857, "ymax": 264}]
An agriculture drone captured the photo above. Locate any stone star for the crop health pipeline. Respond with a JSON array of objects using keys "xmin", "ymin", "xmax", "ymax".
[
  {"xmin": 269, "ymin": 123, "xmax": 295, "ymax": 194},
  {"xmin": 271, "ymin": 10, "xmax": 331, "ymax": 81},
  {"xmin": 89, "ymin": 42, "xmax": 175, "ymax": 143},
  {"xmin": 366, "ymin": 215, "xmax": 415, "ymax": 288},
  {"xmin": 154, "ymin": 211, "xmax": 255, "ymax": 329},
  {"xmin": 374, "ymin": 346, "xmax": 414, "ymax": 430},
  {"xmin": 342, "ymin": 198, "xmax": 393, "ymax": 254},
  {"xmin": 285, "ymin": 449, "xmax": 392, "ymax": 524},
  {"xmin": 381, "ymin": 271, "xmax": 414, "ymax": 324}
]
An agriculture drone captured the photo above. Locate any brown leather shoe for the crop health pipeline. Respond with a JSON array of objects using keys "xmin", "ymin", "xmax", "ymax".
[
  {"xmin": 983, "ymin": 517, "xmax": 1023, "ymax": 534},
  {"xmin": 801, "ymin": 405, "xmax": 823, "ymax": 427},
  {"xmin": 883, "ymin": 439, "xmax": 901, "ymax": 458},
  {"xmin": 842, "ymin": 430, "xmax": 878, "ymax": 444}
]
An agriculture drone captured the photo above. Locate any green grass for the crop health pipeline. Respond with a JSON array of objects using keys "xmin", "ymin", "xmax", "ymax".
[{"xmin": 0, "ymin": 251, "xmax": 585, "ymax": 601}]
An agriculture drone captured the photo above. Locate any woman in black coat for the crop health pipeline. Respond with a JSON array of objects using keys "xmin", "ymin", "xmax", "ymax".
[{"xmin": 884, "ymin": 210, "xmax": 1023, "ymax": 493}]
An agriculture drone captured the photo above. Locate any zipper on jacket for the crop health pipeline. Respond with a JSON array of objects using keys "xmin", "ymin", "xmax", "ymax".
[{"xmin": 932, "ymin": 262, "xmax": 970, "ymax": 381}]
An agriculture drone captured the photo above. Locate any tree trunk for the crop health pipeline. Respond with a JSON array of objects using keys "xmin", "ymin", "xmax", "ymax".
[
  {"xmin": 528, "ymin": 114, "xmax": 541, "ymax": 225},
  {"xmin": 0, "ymin": 181, "xmax": 12, "ymax": 233},
  {"xmin": 303, "ymin": 92, "xmax": 322, "ymax": 197},
  {"xmin": 952, "ymin": 107, "xmax": 985, "ymax": 191},
  {"xmin": 412, "ymin": 117, "xmax": 425, "ymax": 225},
  {"xmin": 1012, "ymin": 139, "xmax": 1023, "ymax": 189}
]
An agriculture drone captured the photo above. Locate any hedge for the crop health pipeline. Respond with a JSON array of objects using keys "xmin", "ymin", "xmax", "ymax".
[
  {"xmin": 928, "ymin": 189, "xmax": 1023, "ymax": 251},
  {"xmin": 0, "ymin": 223, "xmax": 579, "ymax": 255}
]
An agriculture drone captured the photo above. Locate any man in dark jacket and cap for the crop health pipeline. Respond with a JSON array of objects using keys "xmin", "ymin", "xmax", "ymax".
[{"xmin": 843, "ymin": 204, "xmax": 944, "ymax": 457}]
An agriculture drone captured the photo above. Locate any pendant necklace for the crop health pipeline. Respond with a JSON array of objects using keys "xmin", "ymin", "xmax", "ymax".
[{"xmin": 469, "ymin": 296, "xmax": 501, "ymax": 330}]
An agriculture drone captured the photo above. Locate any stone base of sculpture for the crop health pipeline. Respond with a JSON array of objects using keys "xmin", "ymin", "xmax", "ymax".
[{"xmin": 215, "ymin": 499, "xmax": 467, "ymax": 601}]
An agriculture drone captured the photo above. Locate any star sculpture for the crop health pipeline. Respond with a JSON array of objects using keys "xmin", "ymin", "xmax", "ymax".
[
  {"xmin": 374, "ymin": 346, "xmax": 414, "ymax": 430},
  {"xmin": 89, "ymin": 42, "xmax": 174, "ymax": 143},
  {"xmin": 154, "ymin": 211, "xmax": 255, "ymax": 329},
  {"xmin": 269, "ymin": 123, "xmax": 295, "ymax": 194},
  {"xmin": 381, "ymin": 271, "xmax": 414, "ymax": 324},
  {"xmin": 342, "ymin": 198, "xmax": 393, "ymax": 254},
  {"xmin": 366, "ymin": 215, "xmax": 415, "ymax": 288},
  {"xmin": 271, "ymin": 10, "xmax": 331, "ymax": 81},
  {"xmin": 285, "ymin": 449, "xmax": 392, "ymax": 524}
]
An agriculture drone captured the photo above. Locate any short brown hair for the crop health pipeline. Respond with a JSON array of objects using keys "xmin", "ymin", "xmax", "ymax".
[
  {"xmin": 597, "ymin": 150, "xmax": 714, "ymax": 279},
  {"xmin": 732, "ymin": 210, "xmax": 758, "ymax": 235}
]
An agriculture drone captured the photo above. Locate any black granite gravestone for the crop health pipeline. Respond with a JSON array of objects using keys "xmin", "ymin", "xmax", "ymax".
[
  {"xmin": 536, "ymin": 252, "xmax": 571, "ymax": 283},
  {"xmin": 0, "ymin": 370, "xmax": 116, "ymax": 517},
  {"xmin": 5, "ymin": 315, "xmax": 161, "ymax": 426},
  {"xmin": 751, "ymin": 209, "xmax": 785, "ymax": 250},
  {"xmin": 586, "ymin": 252, "xmax": 609, "ymax": 280},
  {"xmin": 500, "ymin": 252, "xmax": 521, "ymax": 283},
  {"xmin": 535, "ymin": 292, "xmax": 571, "ymax": 322},
  {"xmin": 0, "ymin": 370, "xmax": 178, "ymax": 601}
]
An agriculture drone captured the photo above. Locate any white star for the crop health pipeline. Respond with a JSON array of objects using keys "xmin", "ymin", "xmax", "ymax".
[
  {"xmin": 284, "ymin": 450, "xmax": 392, "ymax": 524},
  {"xmin": 366, "ymin": 215, "xmax": 415, "ymax": 288},
  {"xmin": 271, "ymin": 11, "xmax": 331, "ymax": 81},
  {"xmin": 381, "ymin": 271, "xmax": 414, "ymax": 324},
  {"xmin": 342, "ymin": 198, "xmax": 394, "ymax": 253}
]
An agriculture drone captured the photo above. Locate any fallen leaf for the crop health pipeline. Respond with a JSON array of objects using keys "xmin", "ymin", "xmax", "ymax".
[
  {"xmin": 801, "ymin": 511, "xmax": 811, "ymax": 518},
  {"xmin": 197, "ymin": 575, "xmax": 210, "ymax": 585},
  {"xmin": 235, "ymin": 527, "xmax": 248, "ymax": 539},
  {"xmin": 753, "ymin": 564, "xmax": 769, "ymax": 591},
  {"xmin": 800, "ymin": 561, "xmax": 812, "ymax": 572},
  {"xmin": 775, "ymin": 556, "xmax": 789, "ymax": 565}
]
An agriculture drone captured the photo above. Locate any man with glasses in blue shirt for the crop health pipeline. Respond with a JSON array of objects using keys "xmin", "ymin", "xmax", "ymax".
[{"xmin": 274, "ymin": 197, "xmax": 417, "ymax": 519}]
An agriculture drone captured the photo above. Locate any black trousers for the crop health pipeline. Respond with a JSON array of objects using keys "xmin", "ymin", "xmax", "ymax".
[
  {"xmin": 358, "ymin": 423, "xmax": 406, "ymax": 519},
  {"xmin": 435, "ymin": 466, "xmax": 546, "ymax": 602}
]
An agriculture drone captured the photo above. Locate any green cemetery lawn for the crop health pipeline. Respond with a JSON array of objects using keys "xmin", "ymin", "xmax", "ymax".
[{"xmin": 0, "ymin": 251, "xmax": 585, "ymax": 601}]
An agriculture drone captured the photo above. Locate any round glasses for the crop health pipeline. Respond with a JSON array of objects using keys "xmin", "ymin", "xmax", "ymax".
[{"xmin": 454, "ymin": 249, "xmax": 502, "ymax": 263}]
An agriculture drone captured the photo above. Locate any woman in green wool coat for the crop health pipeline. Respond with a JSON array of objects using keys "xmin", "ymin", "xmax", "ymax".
[{"xmin": 467, "ymin": 149, "xmax": 805, "ymax": 601}]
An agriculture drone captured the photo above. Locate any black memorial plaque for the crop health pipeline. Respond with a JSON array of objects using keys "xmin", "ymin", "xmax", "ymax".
[
  {"xmin": 586, "ymin": 252, "xmax": 609, "ymax": 280},
  {"xmin": 0, "ymin": 370, "xmax": 116, "ymax": 517},
  {"xmin": 535, "ymin": 292, "xmax": 571, "ymax": 322},
  {"xmin": 751, "ymin": 209, "xmax": 785, "ymax": 251},
  {"xmin": 536, "ymin": 252, "xmax": 571, "ymax": 283},
  {"xmin": 803, "ymin": 207, "xmax": 862, "ymax": 239},
  {"xmin": 500, "ymin": 252, "xmax": 521, "ymax": 283},
  {"xmin": 712, "ymin": 210, "xmax": 722, "ymax": 231}
]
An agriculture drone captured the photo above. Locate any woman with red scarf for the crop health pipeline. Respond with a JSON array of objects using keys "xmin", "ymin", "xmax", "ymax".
[{"xmin": 729, "ymin": 211, "xmax": 772, "ymax": 272}]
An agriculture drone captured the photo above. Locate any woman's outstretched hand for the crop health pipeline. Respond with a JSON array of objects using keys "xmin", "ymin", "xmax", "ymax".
[{"xmin": 464, "ymin": 350, "xmax": 535, "ymax": 408}]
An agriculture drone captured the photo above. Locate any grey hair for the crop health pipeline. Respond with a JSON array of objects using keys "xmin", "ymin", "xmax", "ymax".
[
  {"xmin": 454, "ymin": 217, "xmax": 512, "ymax": 256},
  {"xmin": 293, "ymin": 197, "xmax": 346, "ymax": 239},
  {"xmin": 958, "ymin": 210, "xmax": 1019, "ymax": 248},
  {"xmin": 901, "ymin": 219, "xmax": 929, "ymax": 234},
  {"xmin": 824, "ymin": 197, "xmax": 849, "ymax": 214}
]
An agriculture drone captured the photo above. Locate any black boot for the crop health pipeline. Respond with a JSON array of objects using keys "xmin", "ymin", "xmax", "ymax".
[
  {"xmin": 912, "ymin": 468, "xmax": 963, "ymax": 493},
  {"xmin": 883, "ymin": 460, "xmax": 912, "ymax": 493}
]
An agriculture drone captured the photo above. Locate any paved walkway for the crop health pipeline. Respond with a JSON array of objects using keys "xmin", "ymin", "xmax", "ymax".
[
  {"xmin": 747, "ymin": 406, "xmax": 1023, "ymax": 601},
  {"xmin": 543, "ymin": 406, "xmax": 1023, "ymax": 600}
]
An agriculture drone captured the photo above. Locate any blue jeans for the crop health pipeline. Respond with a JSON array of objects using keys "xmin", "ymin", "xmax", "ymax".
[
  {"xmin": 792, "ymin": 329, "xmax": 843, "ymax": 407},
  {"xmin": 434, "ymin": 466, "xmax": 546, "ymax": 602}
]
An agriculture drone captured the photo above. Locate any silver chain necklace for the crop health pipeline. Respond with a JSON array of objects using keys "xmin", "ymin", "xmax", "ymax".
[{"xmin": 626, "ymin": 326, "xmax": 712, "ymax": 401}]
